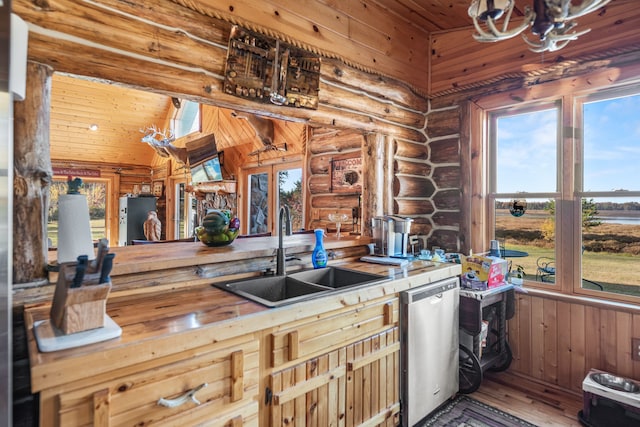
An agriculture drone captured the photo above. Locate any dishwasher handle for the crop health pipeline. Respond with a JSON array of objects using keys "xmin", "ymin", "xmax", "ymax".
[{"xmin": 401, "ymin": 278, "xmax": 459, "ymax": 304}]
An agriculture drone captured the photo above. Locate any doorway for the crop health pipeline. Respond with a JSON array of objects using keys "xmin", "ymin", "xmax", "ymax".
[{"xmin": 242, "ymin": 162, "xmax": 303, "ymax": 235}]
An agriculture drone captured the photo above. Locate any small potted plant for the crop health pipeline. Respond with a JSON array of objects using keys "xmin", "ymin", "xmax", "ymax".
[{"xmin": 510, "ymin": 265, "xmax": 526, "ymax": 286}]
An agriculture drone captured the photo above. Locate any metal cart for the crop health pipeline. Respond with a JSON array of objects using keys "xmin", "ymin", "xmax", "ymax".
[{"xmin": 458, "ymin": 284, "xmax": 515, "ymax": 394}]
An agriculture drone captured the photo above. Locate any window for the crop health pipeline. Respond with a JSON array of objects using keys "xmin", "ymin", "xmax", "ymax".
[
  {"xmin": 175, "ymin": 181, "xmax": 196, "ymax": 239},
  {"xmin": 171, "ymin": 100, "xmax": 200, "ymax": 138},
  {"xmin": 578, "ymin": 89, "xmax": 640, "ymax": 295},
  {"xmin": 48, "ymin": 179, "xmax": 107, "ymax": 247},
  {"xmin": 489, "ymin": 105, "xmax": 560, "ymax": 287},
  {"xmin": 483, "ymin": 82, "xmax": 640, "ymax": 301}
]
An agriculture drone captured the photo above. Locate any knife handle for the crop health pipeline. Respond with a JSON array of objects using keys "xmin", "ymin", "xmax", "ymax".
[
  {"xmin": 71, "ymin": 255, "xmax": 89, "ymax": 288},
  {"xmin": 99, "ymin": 253, "xmax": 115, "ymax": 284}
]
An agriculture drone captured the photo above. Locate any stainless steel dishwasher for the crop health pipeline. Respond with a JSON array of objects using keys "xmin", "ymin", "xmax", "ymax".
[{"xmin": 400, "ymin": 276, "xmax": 459, "ymax": 427}]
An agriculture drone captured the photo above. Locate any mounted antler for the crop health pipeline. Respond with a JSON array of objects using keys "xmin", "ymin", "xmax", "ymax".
[
  {"xmin": 140, "ymin": 125, "xmax": 188, "ymax": 165},
  {"xmin": 468, "ymin": 0, "xmax": 611, "ymax": 52}
]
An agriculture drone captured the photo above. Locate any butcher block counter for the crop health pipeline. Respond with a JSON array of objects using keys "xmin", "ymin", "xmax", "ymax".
[{"xmin": 23, "ymin": 236, "xmax": 461, "ymax": 427}]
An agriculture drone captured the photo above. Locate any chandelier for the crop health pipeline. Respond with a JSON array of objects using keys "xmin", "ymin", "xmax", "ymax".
[{"xmin": 468, "ymin": 0, "xmax": 611, "ymax": 52}]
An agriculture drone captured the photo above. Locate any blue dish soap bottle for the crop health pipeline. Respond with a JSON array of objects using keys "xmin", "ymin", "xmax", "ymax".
[{"xmin": 312, "ymin": 229, "xmax": 328, "ymax": 269}]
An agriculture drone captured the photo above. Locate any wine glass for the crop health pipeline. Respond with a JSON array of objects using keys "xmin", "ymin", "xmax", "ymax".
[{"xmin": 328, "ymin": 213, "xmax": 349, "ymax": 238}]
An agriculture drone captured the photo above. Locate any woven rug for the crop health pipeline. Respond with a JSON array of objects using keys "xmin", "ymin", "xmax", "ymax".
[{"xmin": 418, "ymin": 395, "xmax": 537, "ymax": 427}]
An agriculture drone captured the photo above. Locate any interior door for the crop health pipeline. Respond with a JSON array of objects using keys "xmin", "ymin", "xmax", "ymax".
[
  {"xmin": 242, "ymin": 162, "xmax": 303, "ymax": 236},
  {"xmin": 168, "ymin": 177, "xmax": 195, "ymax": 240}
]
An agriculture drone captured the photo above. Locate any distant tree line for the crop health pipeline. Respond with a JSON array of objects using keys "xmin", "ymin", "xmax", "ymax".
[
  {"xmin": 48, "ymin": 180, "xmax": 107, "ymax": 221},
  {"xmin": 496, "ymin": 200, "xmax": 640, "ymax": 211}
]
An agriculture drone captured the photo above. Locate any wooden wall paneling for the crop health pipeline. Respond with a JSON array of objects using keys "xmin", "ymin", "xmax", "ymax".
[
  {"xmin": 180, "ymin": 0, "xmax": 430, "ymax": 93},
  {"xmin": 18, "ymin": 0, "xmax": 430, "ymax": 141},
  {"xmin": 543, "ymin": 298, "xmax": 558, "ymax": 385},
  {"xmin": 584, "ymin": 305, "xmax": 602, "ymax": 375},
  {"xmin": 601, "ymin": 309, "xmax": 617, "ymax": 373},
  {"xmin": 50, "ymin": 74, "xmax": 171, "ymax": 167},
  {"xmin": 429, "ymin": 1, "xmax": 640, "ymax": 95},
  {"xmin": 616, "ymin": 311, "xmax": 634, "ymax": 379},
  {"xmin": 509, "ymin": 293, "xmax": 640, "ymax": 393},
  {"xmin": 556, "ymin": 301, "xmax": 572, "ymax": 389},
  {"xmin": 634, "ymin": 314, "xmax": 640, "ymax": 380},
  {"xmin": 373, "ymin": 0, "xmax": 471, "ymax": 33},
  {"xmin": 569, "ymin": 304, "xmax": 586, "ymax": 393},
  {"xmin": 530, "ymin": 296, "xmax": 544, "ymax": 380},
  {"xmin": 507, "ymin": 301, "xmax": 519, "ymax": 373}
]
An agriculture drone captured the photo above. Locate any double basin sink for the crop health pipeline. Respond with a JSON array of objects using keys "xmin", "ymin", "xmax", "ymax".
[{"xmin": 213, "ymin": 266, "xmax": 390, "ymax": 307}]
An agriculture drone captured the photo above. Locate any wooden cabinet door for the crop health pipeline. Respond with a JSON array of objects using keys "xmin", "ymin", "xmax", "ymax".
[
  {"xmin": 344, "ymin": 327, "xmax": 400, "ymax": 427},
  {"xmin": 269, "ymin": 327, "xmax": 400, "ymax": 427},
  {"xmin": 269, "ymin": 347, "xmax": 347, "ymax": 427}
]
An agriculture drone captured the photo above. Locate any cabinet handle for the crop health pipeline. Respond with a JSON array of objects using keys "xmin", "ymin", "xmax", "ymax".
[{"xmin": 157, "ymin": 383, "xmax": 208, "ymax": 408}]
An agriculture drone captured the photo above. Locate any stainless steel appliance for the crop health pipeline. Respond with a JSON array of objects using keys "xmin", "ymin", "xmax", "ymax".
[
  {"xmin": 118, "ymin": 196, "xmax": 157, "ymax": 245},
  {"xmin": 371, "ymin": 215, "xmax": 414, "ymax": 257},
  {"xmin": 400, "ymin": 277, "xmax": 459, "ymax": 427},
  {"xmin": 1, "ymin": 3, "xmax": 13, "ymax": 423}
]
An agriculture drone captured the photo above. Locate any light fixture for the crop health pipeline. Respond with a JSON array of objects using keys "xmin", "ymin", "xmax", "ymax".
[
  {"xmin": 89, "ymin": 124, "xmax": 99, "ymax": 131},
  {"xmin": 468, "ymin": 0, "xmax": 611, "ymax": 52}
]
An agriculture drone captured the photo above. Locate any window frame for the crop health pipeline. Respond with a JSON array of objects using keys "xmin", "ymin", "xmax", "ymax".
[
  {"xmin": 470, "ymin": 72, "xmax": 640, "ymax": 305},
  {"xmin": 239, "ymin": 160, "xmax": 304, "ymax": 236}
]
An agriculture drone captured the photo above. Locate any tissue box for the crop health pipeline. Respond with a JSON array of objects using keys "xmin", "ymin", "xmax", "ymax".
[{"xmin": 461, "ymin": 255, "xmax": 508, "ymax": 290}]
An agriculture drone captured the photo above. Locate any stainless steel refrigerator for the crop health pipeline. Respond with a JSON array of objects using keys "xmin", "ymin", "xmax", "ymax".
[
  {"xmin": 1, "ymin": 1, "xmax": 13, "ymax": 423},
  {"xmin": 118, "ymin": 196, "xmax": 157, "ymax": 245}
]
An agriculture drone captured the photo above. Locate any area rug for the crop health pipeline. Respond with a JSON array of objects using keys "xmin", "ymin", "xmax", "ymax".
[{"xmin": 418, "ymin": 395, "xmax": 537, "ymax": 427}]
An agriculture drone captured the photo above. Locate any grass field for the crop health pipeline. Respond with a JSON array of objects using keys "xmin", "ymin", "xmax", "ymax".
[
  {"xmin": 47, "ymin": 219, "xmax": 106, "ymax": 247},
  {"xmin": 496, "ymin": 209, "xmax": 640, "ymax": 294}
]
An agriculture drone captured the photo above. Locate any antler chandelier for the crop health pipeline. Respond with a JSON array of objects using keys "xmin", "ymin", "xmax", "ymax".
[{"xmin": 468, "ymin": 0, "xmax": 611, "ymax": 52}]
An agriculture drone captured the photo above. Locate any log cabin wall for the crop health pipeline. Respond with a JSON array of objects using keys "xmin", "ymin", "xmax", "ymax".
[
  {"xmin": 11, "ymin": 3, "xmax": 434, "ymax": 422},
  {"xmin": 431, "ymin": 18, "xmax": 640, "ymax": 397},
  {"xmin": 307, "ymin": 128, "xmax": 365, "ymax": 233}
]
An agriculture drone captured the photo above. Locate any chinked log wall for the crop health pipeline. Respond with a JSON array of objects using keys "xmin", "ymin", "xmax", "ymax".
[
  {"xmin": 12, "ymin": 1, "xmax": 461, "ymax": 424},
  {"xmin": 13, "ymin": 0, "xmax": 466, "ymax": 269}
]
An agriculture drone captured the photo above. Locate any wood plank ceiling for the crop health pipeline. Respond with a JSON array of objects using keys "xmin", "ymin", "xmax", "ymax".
[{"xmin": 45, "ymin": 0, "xmax": 559, "ymax": 168}]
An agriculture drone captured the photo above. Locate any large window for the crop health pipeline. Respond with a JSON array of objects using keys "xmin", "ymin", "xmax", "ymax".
[
  {"xmin": 486, "ymin": 84, "xmax": 640, "ymax": 300},
  {"xmin": 48, "ymin": 179, "xmax": 107, "ymax": 247},
  {"xmin": 578, "ymin": 89, "xmax": 640, "ymax": 294}
]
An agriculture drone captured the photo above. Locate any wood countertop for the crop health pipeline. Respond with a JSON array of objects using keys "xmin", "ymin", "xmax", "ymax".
[{"xmin": 24, "ymin": 258, "xmax": 461, "ymax": 393}]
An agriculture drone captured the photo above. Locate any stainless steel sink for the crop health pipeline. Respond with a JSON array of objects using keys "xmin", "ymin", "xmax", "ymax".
[
  {"xmin": 214, "ymin": 275, "xmax": 332, "ymax": 308},
  {"xmin": 214, "ymin": 266, "xmax": 389, "ymax": 308},
  {"xmin": 289, "ymin": 266, "xmax": 388, "ymax": 289}
]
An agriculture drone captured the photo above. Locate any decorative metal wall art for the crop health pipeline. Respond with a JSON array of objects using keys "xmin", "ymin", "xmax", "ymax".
[{"xmin": 223, "ymin": 26, "xmax": 320, "ymax": 109}]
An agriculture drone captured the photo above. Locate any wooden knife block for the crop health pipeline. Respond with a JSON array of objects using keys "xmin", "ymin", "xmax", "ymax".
[{"xmin": 50, "ymin": 262, "xmax": 112, "ymax": 335}]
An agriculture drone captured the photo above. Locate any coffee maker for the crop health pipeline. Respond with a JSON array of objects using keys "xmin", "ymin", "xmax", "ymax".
[{"xmin": 371, "ymin": 215, "xmax": 414, "ymax": 258}]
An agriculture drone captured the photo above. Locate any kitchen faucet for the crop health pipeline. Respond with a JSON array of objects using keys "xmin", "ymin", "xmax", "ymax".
[{"xmin": 276, "ymin": 205, "xmax": 292, "ymax": 275}]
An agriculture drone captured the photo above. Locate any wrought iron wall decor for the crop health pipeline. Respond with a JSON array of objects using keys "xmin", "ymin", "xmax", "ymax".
[{"xmin": 224, "ymin": 26, "xmax": 321, "ymax": 109}]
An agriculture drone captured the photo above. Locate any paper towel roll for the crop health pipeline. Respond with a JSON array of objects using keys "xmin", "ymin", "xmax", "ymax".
[
  {"xmin": 10, "ymin": 13, "xmax": 29, "ymax": 101},
  {"xmin": 57, "ymin": 194, "xmax": 96, "ymax": 263}
]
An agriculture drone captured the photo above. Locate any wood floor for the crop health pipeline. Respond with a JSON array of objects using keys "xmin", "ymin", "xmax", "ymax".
[{"xmin": 470, "ymin": 371, "xmax": 585, "ymax": 426}]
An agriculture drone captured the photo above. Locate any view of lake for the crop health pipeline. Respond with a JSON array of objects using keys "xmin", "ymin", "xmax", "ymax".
[{"xmin": 600, "ymin": 217, "xmax": 640, "ymax": 225}]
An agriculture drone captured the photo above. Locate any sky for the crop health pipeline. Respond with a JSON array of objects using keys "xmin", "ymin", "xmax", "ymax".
[{"xmin": 496, "ymin": 91, "xmax": 640, "ymax": 200}]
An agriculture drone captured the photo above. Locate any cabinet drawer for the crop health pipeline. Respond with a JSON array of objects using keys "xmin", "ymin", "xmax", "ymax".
[
  {"xmin": 270, "ymin": 296, "xmax": 398, "ymax": 368},
  {"xmin": 56, "ymin": 337, "xmax": 259, "ymax": 426}
]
